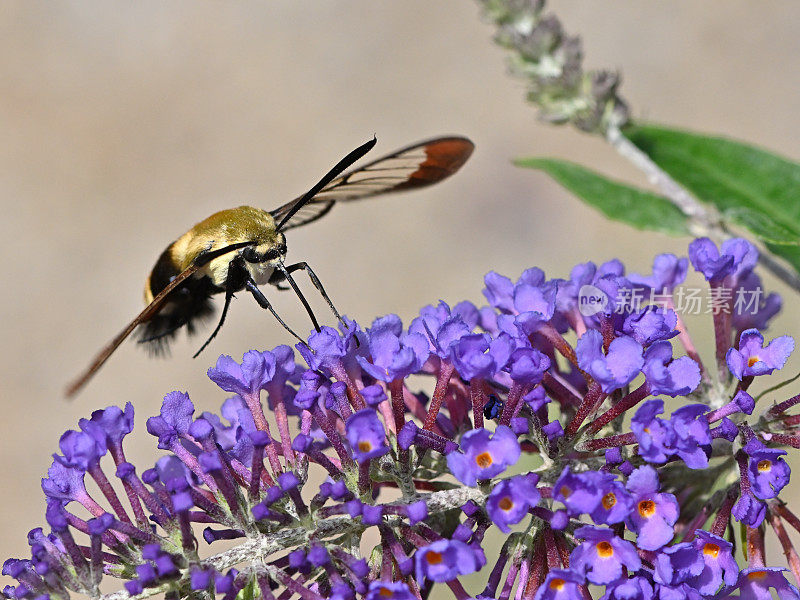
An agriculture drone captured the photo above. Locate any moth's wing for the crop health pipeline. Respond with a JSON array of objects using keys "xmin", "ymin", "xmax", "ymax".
[
  {"xmin": 64, "ymin": 264, "xmax": 201, "ymax": 398},
  {"xmin": 64, "ymin": 241, "xmax": 256, "ymax": 398},
  {"xmin": 270, "ymin": 198, "xmax": 336, "ymax": 232},
  {"xmin": 270, "ymin": 136, "xmax": 474, "ymax": 231}
]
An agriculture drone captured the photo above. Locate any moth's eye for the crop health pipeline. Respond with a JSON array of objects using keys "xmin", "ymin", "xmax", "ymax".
[{"xmin": 242, "ymin": 247, "xmax": 259, "ymax": 262}]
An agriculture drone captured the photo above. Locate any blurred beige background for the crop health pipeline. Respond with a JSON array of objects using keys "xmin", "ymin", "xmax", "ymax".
[{"xmin": 2, "ymin": 0, "xmax": 800, "ymax": 583}]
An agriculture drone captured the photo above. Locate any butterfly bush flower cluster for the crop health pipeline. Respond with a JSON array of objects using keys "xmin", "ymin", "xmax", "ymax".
[{"xmin": 7, "ymin": 237, "xmax": 800, "ymax": 600}]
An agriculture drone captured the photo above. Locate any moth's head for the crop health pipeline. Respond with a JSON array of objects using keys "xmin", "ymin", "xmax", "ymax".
[{"xmin": 241, "ymin": 234, "xmax": 287, "ymax": 263}]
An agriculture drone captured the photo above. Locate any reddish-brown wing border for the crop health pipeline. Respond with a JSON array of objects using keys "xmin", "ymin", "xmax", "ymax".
[{"xmin": 270, "ymin": 136, "xmax": 474, "ymax": 231}]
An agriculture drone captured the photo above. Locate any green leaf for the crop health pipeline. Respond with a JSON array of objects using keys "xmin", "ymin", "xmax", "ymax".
[
  {"xmin": 723, "ymin": 207, "xmax": 800, "ymax": 246},
  {"xmin": 514, "ymin": 157, "xmax": 690, "ymax": 236},
  {"xmin": 623, "ymin": 124, "xmax": 800, "ymax": 268},
  {"xmin": 769, "ymin": 243, "xmax": 800, "ymax": 275}
]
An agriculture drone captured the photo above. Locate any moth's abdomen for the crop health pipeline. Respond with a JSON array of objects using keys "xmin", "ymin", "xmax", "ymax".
[
  {"xmin": 141, "ymin": 242, "xmax": 219, "ymax": 354},
  {"xmin": 144, "ymin": 244, "xmax": 181, "ymax": 304},
  {"xmin": 138, "ymin": 275, "xmax": 218, "ymax": 354}
]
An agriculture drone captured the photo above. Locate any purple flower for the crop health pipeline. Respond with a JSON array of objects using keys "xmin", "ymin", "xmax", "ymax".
[
  {"xmin": 207, "ymin": 348, "xmax": 296, "ymax": 397},
  {"xmin": 505, "ymin": 347, "xmax": 551, "ymax": 384},
  {"xmin": 554, "ymin": 259, "xmax": 623, "ymax": 319},
  {"xmin": 365, "ymin": 581, "xmax": 414, "ymax": 600},
  {"xmin": 483, "ymin": 271, "xmax": 515, "ymax": 313},
  {"xmin": 689, "ymin": 530, "xmax": 738, "ymax": 595},
  {"xmin": 652, "ymin": 542, "xmax": 704, "ymax": 587},
  {"xmin": 600, "ymin": 575, "xmax": 654, "ymax": 600},
  {"xmin": 146, "ymin": 391, "xmax": 195, "ymax": 449},
  {"xmin": 451, "ymin": 332, "xmax": 515, "ymax": 381},
  {"xmin": 642, "ymin": 341, "xmax": 701, "ymax": 397},
  {"xmin": 707, "ymin": 390, "xmax": 755, "ymax": 423},
  {"xmin": 523, "ymin": 386, "xmax": 549, "ymax": 411},
  {"xmin": 512, "ymin": 273, "xmax": 559, "ymax": 335},
  {"xmin": 205, "ymin": 395, "xmax": 257, "ymax": 455},
  {"xmin": 689, "ymin": 237, "xmax": 757, "ymax": 283},
  {"xmin": 532, "ymin": 569, "xmax": 585, "ymax": 600},
  {"xmin": 408, "ymin": 301, "xmax": 472, "ymax": 360},
  {"xmin": 592, "ymin": 274, "xmax": 635, "ymax": 316},
  {"xmin": 743, "ymin": 439, "xmax": 790, "ymax": 499},
  {"xmin": 55, "ymin": 430, "xmax": 106, "ymax": 471},
  {"xmin": 41, "ymin": 460, "xmax": 89, "ymax": 506},
  {"xmin": 155, "ymin": 456, "xmax": 193, "ymax": 511},
  {"xmin": 726, "ymin": 329, "xmax": 794, "ymax": 380},
  {"xmin": 307, "ymin": 545, "xmax": 329, "ymax": 567},
  {"xmin": 446, "ymin": 426, "xmax": 520, "ymax": 486},
  {"xmin": 622, "ymin": 307, "xmax": 678, "ymax": 347},
  {"xmin": 552, "ymin": 468, "xmax": 632, "ymax": 525},
  {"xmin": 542, "ymin": 420, "xmax": 564, "ymax": 441},
  {"xmin": 414, "ymin": 539, "xmax": 479, "ymax": 583},
  {"xmin": 44, "ymin": 499, "xmax": 69, "ymax": 531},
  {"xmin": 486, "ymin": 474, "xmax": 540, "ymax": 532},
  {"xmin": 297, "ymin": 321, "xmax": 364, "ymax": 373},
  {"xmin": 292, "ymin": 389, "xmax": 320, "ymax": 411},
  {"xmin": 628, "ymin": 253, "xmax": 688, "ymax": 293},
  {"xmin": 589, "ymin": 478, "xmax": 634, "ymax": 526},
  {"xmin": 406, "ymin": 501, "xmax": 428, "ymax": 525},
  {"xmin": 725, "ymin": 567, "xmax": 800, "ymax": 600},
  {"xmin": 360, "ymin": 384, "xmax": 387, "ymax": 407},
  {"xmin": 576, "ymin": 330, "xmax": 643, "ymax": 393},
  {"xmin": 625, "ymin": 466, "xmax": 678, "ymax": 551},
  {"xmin": 357, "ymin": 315, "xmax": 430, "ymax": 382},
  {"xmin": 570, "ymin": 526, "xmax": 641, "ymax": 585},
  {"xmin": 190, "ymin": 568, "xmax": 213, "ymax": 591},
  {"xmin": 345, "ymin": 409, "xmax": 389, "ymax": 462},
  {"xmin": 78, "ymin": 403, "xmax": 134, "ymax": 453},
  {"xmin": 731, "ymin": 491, "xmax": 766, "ymax": 528},
  {"xmin": 631, "ymin": 400, "xmax": 711, "ymax": 469},
  {"xmin": 552, "ymin": 468, "xmax": 606, "ymax": 517}
]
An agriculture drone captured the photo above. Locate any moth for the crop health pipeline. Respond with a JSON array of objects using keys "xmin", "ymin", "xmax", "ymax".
[{"xmin": 65, "ymin": 136, "xmax": 475, "ymax": 397}]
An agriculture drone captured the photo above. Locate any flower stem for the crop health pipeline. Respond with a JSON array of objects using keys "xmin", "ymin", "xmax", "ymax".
[{"xmin": 423, "ymin": 361, "xmax": 455, "ymax": 431}]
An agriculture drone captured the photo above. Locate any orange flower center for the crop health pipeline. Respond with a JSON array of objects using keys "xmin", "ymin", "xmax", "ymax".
[
  {"xmin": 475, "ymin": 451, "xmax": 493, "ymax": 469},
  {"xmin": 602, "ymin": 492, "xmax": 617, "ymax": 510},
  {"xmin": 358, "ymin": 441, "xmax": 373, "ymax": 453},
  {"xmin": 596, "ymin": 541, "xmax": 614, "ymax": 558},
  {"xmin": 747, "ymin": 570, "xmax": 767, "ymax": 581},
  {"xmin": 426, "ymin": 551, "xmax": 443, "ymax": 565},
  {"xmin": 499, "ymin": 497, "xmax": 514, "ymax": 511},
  {"xmin": 748, "ymin": 355, "xmax": 760, "ymax": 368},
  {"xmin": 638, "ymin": 499, "xmax": 656, "ymax": 518},
  {"xmin": 757, "ymin": 459, "xmax": 772, "ymax": 472},
  {"xmin": 549, "ymin": 578, "xmax": 565, "ymax": 590},
  {"xmin": 559, "ymin": 486, "xmax": 572, "ymax": 498},
  {"xmin": 378, "ymin": 588, "xmax": 393, "ymax": 598},
  {"xmin": 703, "ymin": 543, "xmax": 720, "ymax": 558}
]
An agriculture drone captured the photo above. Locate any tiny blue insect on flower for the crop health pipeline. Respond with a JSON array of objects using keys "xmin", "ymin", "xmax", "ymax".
[{"xmin": 482, "ymin": 394, "xmax": 504, "ymax": 421}]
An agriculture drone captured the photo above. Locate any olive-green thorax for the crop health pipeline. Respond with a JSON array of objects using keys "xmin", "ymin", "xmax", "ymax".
[{"xmin": 144, "ymin": 206, "xmax": 281, "ymax": 303}]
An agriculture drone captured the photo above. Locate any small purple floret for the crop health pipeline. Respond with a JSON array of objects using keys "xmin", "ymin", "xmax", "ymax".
[
  {"xmin": 570, "ymin": 526, "xmax": 641, "ymax": 585},
  {"xmin": 625, "ymin": 466, "xmax": 678, "ymax": 551},
  {"xmin": 345, "ymin": 409, "xmax": 389, "ymax": 462},
  {"xmin": 486, "ymin": 474, "xmax": 540, "ymax": 532},
  {"xmin": 576, "ymin": 330, "xmax": 643, "ymax": 393},
  {"xmin": 446, "ymin": 426, "xmax": 520, "ymax": 486},
  {"xmin": 414, "ymin": 539, "xmax": 479, "ymax": 583},
  {"xmin": 726, "ymin": 329, "xmax": 794, "ymax": 380}
]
